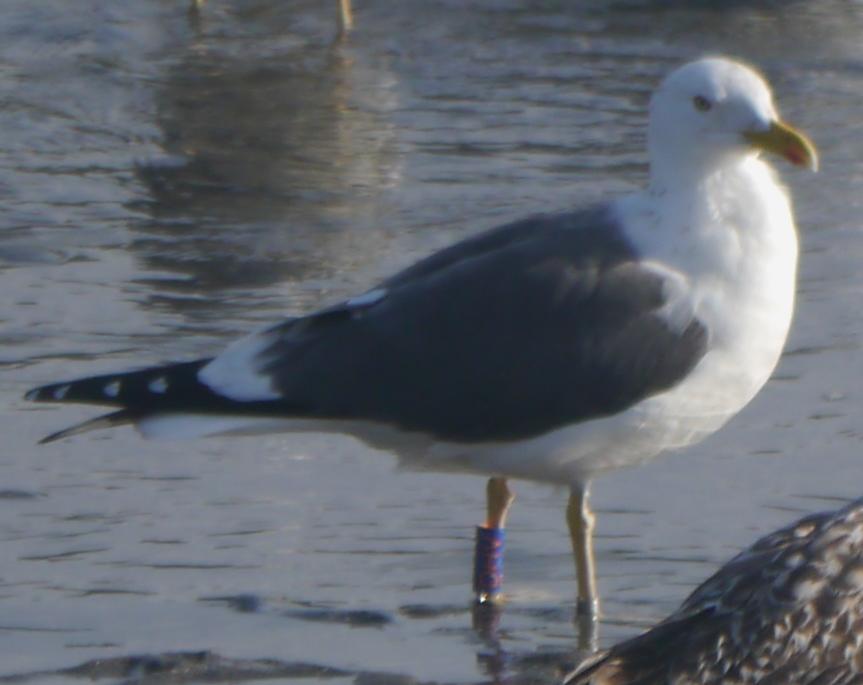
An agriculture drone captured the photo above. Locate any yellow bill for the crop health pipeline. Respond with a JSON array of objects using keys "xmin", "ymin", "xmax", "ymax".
[{"xmin": 745, "ymin": 120, "xmax": 818, "ymax": 171}]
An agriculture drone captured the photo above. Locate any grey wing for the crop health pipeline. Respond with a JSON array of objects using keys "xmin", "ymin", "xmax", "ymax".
[{"xmin": 202, "ymin": 208, "xmax": 709, "ymax": 442}]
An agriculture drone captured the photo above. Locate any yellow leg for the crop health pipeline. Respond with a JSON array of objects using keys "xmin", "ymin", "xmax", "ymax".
[
  {"xmin": 338, "ymin": 0, "xmax": 353, "ymax": 33},
  {"xmin": 485, "ymin": 477, "xmax": 514, "ymax": 529},
  {"xmin": 567, "ymin": 485, "xmax": 598, "ymax": 617}
]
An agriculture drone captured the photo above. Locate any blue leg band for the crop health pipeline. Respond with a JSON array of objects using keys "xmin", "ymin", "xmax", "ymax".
[{"xmin": 473, "ymin": 526, "xmax": 505, "ymax": 602}]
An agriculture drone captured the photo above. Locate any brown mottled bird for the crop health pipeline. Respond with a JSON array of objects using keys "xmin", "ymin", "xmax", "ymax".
[{"xmin": 565, "ymin": 498, "xmax": 863, "ymax": 685}]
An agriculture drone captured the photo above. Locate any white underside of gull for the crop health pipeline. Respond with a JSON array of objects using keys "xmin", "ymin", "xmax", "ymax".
[
  {"xmin": 139, "ymin": 153, "xmax": 797, "ymax": 488},
  {"xmin": 421, "ymin": 155, "xmax": 798, "ymax": 485}
]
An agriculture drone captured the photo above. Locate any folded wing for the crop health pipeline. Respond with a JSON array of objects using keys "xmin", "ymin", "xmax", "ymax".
[{"xmin": 27, "ymin": 206, "xmax": 709, "ymax": 444}]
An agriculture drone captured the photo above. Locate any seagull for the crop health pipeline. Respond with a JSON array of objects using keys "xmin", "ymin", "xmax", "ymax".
[
  {"xmin": 24, "ymin": 57, "xmax": 816, "ymax": 616},
  {"xmin": 564, "ymin": 497, "xmax": 863, "ymax": 685}
]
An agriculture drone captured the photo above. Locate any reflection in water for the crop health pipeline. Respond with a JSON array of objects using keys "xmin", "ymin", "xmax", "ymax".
[
  {"xmin": 472, "ymin": 602, "xmax": 506, "ymax": 682},
  {"xmin": 133, "ymin": 5, "xmax": 401, "ymax": 320},
  {"xmin": 471, "ymin": 598, "xmax": 597, "ymax": 683}
]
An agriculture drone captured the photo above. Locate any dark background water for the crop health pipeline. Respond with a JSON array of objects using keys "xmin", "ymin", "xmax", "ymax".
[{"xmin": 3, "ymin": 1, "xmax": 863, "ymax": 682}]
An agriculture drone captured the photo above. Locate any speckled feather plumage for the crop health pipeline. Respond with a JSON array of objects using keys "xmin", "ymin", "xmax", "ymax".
[{"xmin": 566, "ymin": 499, "xmax": 863, "ymax": 685}]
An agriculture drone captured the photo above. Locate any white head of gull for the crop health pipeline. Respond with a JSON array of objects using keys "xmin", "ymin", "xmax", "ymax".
[
  {"xmin": 648, "ymin": 57, "xmax": 816, "ymax": 187},
  {"xmin": 24, "ymin": 57, "xmax": 817, "ymax": 626}
]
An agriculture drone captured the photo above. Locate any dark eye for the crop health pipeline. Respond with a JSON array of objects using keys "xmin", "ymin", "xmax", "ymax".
[{"xmin": 693, "ymin": 95, "xmax": 712, "ymax": 112}]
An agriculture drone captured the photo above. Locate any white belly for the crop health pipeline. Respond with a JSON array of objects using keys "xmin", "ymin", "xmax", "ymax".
[
  {"xmin": 139, "ymin": 160, "xmax": 798, "ymax": 490},
  {"xmin": 406, "ymin": 161, "xmax": 799, "ymax": 486}
]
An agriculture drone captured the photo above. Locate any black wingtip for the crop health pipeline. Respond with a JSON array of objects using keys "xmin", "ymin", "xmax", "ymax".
[
  {"xmin": 38, "ymin": 430, "xmax": 65, "ymax": 445},
  {"xmin": 25, "ymin": 382, "xmax": 75, "ymax": 404},
  {"xmin": 35, "ymin": 410, "xmax": 138, "ymax": 445},
  {"xmin": 24, "ymin": 386, "xmax": 48, "ymax": 402}
]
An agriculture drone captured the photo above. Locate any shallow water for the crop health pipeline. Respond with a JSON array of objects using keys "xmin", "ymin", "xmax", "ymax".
[{"xmin": 3, "ymin": 0, "xmax": 863, "ymax": 682}]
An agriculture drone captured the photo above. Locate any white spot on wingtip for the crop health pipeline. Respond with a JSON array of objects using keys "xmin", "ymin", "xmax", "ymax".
[
  {"xmin": 346, "ymin": 288, "xmax": 387, "ymax": 308},
  {"xmin": 24, "ymin": 389, "xmax": 39, "ymax": 401},
  {"xmin": 148, "ymin": 377, "xmax": 169, "ymax": 394},
  {"xmin": 104, "ymin": 380, "xmax": 121, "ymax": 398},
  {"xmin": 53, "ymin": 384, "xmax": 71, "ymax": 400}
]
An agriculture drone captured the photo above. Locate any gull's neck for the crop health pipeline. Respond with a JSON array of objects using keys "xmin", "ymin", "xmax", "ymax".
[
  {"xmin": 621, "ymin": 152, "xmax": 795, "ymax": 282},
  {"xmin": 647, "ymin": 146, "xmax": 754, "ymax": 197}
]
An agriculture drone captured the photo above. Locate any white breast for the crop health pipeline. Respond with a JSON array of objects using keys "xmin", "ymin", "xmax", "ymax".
[
  {"xmin": 411, "ymin": 158, "xmax": 799, "ymax": 487},
  {"xmin": 594, "ymin": 158, "xmax": 798, "ymax": 468}
]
